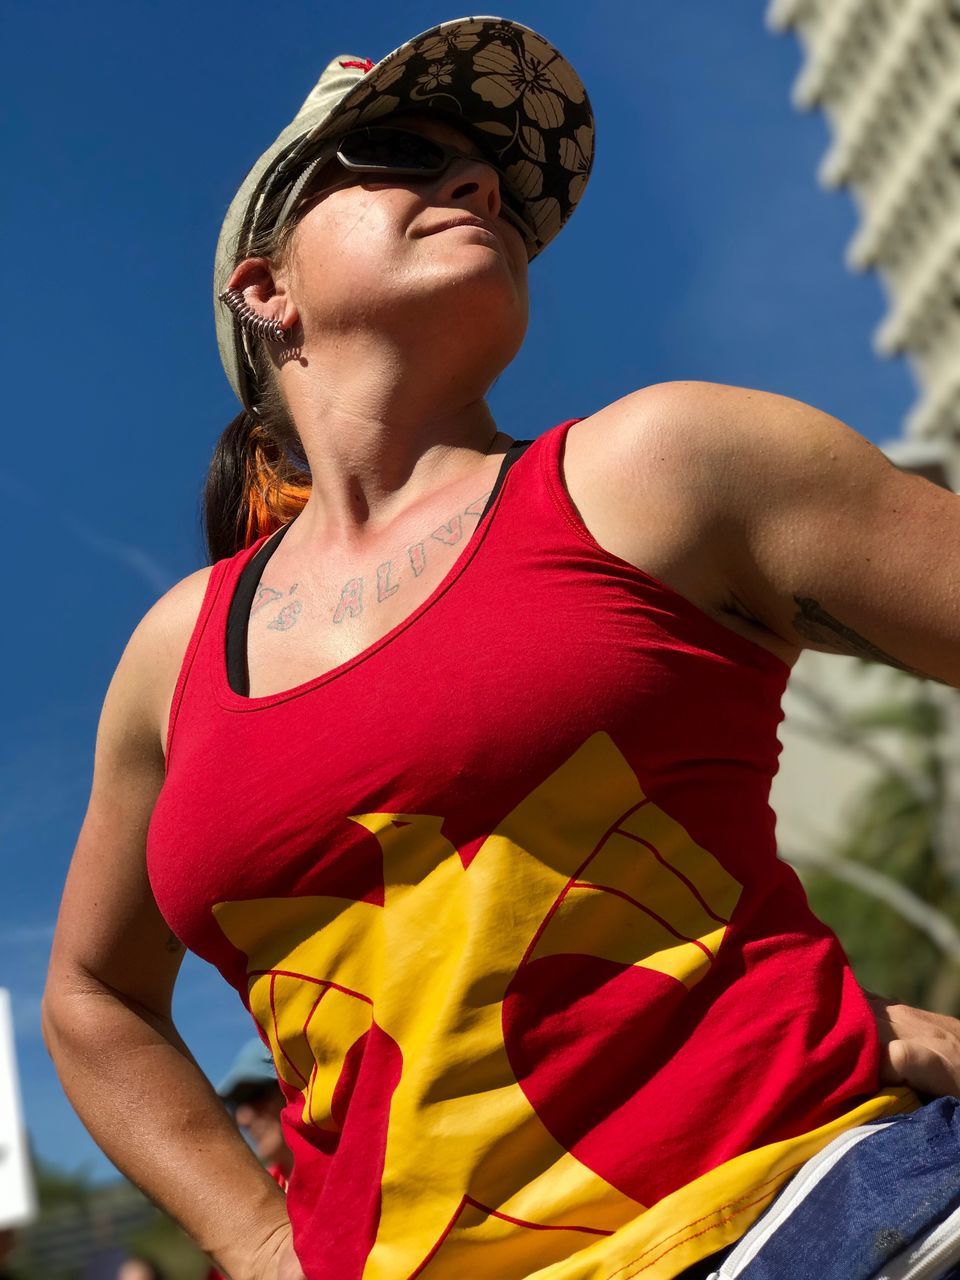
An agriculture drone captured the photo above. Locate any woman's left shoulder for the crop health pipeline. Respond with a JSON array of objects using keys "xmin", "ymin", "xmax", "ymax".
[
  {"xmin": 581, "ymin": 378, "xmax": 791, "ymax": 434},
  {"xmin": 563, "ymin": 380, "xmax": 723, "ymax": 480},
  {"xmin": 561, "ymin": 379, "xmax": 835, "ymax": 562},
  {"xmin": 570, "ymin": 379, "xmax": 826, "ymax": 480},
  {"xmin": 558, "ymin": 383, "xmax": 744, "ymax": 586}
]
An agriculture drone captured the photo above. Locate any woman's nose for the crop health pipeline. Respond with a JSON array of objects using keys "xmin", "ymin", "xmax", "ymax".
[{"xmin": 435, "ymin": 157, "xmax": 504, "ymax": 223}]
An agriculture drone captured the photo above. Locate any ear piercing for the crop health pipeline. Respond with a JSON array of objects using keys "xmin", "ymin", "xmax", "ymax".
[{"xmin": 218, "ymin": 288, "xmax": 287, "ymax": 343}]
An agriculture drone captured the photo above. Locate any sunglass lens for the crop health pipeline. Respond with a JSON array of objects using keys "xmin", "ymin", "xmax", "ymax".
[{"xmin": 338, "ymin": 128, "xmax": 447, "ymax": 173}]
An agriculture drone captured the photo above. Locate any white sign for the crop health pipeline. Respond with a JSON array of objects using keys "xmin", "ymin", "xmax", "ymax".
[{"xmin": 0, "ymin": 988, "xmax": 37, "ymax": 1228}]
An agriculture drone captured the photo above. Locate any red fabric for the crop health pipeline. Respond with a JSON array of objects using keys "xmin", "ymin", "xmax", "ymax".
[{"xmin": 149, "ymin": 421, "xmax": 882, "ymax": 1278}]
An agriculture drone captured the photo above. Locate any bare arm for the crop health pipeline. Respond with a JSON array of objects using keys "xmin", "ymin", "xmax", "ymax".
[
  {"xmin": 43, "ymin": 580, "xmax": 301, "ymax": 1280},
  {"xmin": 607, "ymin": 380, "xmax": 960, "ymax": 683}
]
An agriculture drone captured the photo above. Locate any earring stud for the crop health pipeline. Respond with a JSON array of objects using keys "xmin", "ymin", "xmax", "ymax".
[{"xmin": 218, "ymin": 288, "xmax": 287, "ymax": 343}]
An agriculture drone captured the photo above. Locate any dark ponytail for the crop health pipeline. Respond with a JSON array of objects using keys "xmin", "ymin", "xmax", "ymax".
[{"xmin": 203, "ymin": 409, "xmax": 312, "ymax": 563}]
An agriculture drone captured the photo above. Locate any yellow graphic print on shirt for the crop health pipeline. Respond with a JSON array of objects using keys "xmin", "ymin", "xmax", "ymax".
[{"xmin": 214, "ymin": 732, "xmax": 742, "ymax": 1278}]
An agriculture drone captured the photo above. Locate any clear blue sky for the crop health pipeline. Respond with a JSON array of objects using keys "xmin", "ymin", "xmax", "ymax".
[{"xmin": 4, "ymin": 0, "xmax": 915, "ymax": 1181}]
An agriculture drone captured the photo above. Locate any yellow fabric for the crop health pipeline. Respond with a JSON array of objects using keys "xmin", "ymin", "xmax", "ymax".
[{"xmin": 214, "ymin": 732, "xmax": 918, "ymax": 1277}]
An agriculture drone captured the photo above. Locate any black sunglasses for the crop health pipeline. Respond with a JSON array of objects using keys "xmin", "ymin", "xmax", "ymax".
[
  {"xmin": 225, "ymin": 1081, "xmax": 280, "ymax": 1114},
  {"xmin": 275, "ymin": 126, "xmax": 537, "ymax": 247}
]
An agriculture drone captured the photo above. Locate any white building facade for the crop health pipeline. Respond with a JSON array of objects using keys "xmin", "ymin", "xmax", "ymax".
[
  {"xmin": 768, "ymin": 0, "xmax": 960, "ymax": 440},
  {"xmin": 765, "ymin": 0, "xmax": 960, "ymax": 862}
]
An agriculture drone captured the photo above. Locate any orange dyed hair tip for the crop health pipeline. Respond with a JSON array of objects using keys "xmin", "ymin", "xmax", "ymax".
[{"xmin": 240, "ymin": 428, "xmax": 311, "ymax": 549}]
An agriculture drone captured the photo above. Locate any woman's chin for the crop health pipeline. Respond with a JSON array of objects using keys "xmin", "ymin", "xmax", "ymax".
[
  {"xmin": 418, "ymin": 232, "xmax": 524, "ymax": 280},
  {"xmin": 419, "ymin": 251, "xmax": 526, "ymax": 310}
]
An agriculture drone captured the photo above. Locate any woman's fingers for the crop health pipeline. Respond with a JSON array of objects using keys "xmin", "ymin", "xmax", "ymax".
[
  {"xmin": 880, "ymin": 1038, "xmax": 960, "ymax": 1098},
  {"xmin": 866, "ymin": 992, "xmax": 960, "ymax": 1098}
]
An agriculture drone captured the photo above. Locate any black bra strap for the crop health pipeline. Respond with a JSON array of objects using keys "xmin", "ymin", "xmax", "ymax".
[
  {"xmin": 226, "ymin": 521, "xmax": 294, "ymax": 697},
  {"xmin": 477, "ymin": 438, "xmax": 532, "ymax": 521},
  {"xmin": 225, "ymin": 438, "xmax": 533, "ymax": 697}
]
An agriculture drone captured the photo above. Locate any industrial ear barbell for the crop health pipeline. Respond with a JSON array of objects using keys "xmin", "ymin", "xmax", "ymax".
[{"xmin": 218, "ymin": 288, "xmax": 287, "ymax": 343}]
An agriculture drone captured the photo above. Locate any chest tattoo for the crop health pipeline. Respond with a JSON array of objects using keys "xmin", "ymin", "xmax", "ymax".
[
  {"xmin": 252, "ymin": 581, "xmax": 303, "ymax": 632},
  {"xmin": 252, "ymin": 493, "xmax": 492, "ymax": 631}
]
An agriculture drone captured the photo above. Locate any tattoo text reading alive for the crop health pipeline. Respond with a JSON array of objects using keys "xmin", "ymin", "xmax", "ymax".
[{"xmin": 250, "ymin": 492, "xmax": 492, "ymax": 629}]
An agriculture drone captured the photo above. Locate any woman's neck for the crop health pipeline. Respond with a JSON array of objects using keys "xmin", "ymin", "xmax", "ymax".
[{"xmin": 277, "ymin": 338, "xmax": 506, "ymax": 546}]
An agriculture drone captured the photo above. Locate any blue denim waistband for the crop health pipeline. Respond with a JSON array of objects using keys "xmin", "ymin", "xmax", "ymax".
[{"xmin": 696, "ymin": 1097, "xmax": 960, "ymax": 1280}]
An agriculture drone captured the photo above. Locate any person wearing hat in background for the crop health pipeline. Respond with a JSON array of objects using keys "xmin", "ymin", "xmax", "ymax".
[
  {"xmin": 42, "ymin": 14, "xmax": 960, "ymax": 1280},
  {"xmin": 204, "ymin": 1041, "xmax": 294, "ymax": 1280},
  {"xmin": 217, "ymin": 1039, "xmax": 293, "ymax": 1192}
]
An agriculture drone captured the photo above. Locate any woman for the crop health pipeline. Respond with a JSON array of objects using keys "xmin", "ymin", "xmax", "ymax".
[{"xmin": 42, "ymin": 17, "xmax": 960, "ymax": 1280}]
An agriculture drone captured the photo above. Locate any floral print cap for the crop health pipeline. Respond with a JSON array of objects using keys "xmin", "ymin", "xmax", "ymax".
[{"xmin": 214, "ymin": 16, "xmax": 595, "ymax": 409}]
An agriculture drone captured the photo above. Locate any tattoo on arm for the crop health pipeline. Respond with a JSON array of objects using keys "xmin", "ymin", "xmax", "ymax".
[{"xmin": 791, "ymin": 595, "xmax": 931, "ymax": 678}]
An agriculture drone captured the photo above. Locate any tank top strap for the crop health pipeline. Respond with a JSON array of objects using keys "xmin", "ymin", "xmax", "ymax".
[
  {"xmin": 532, "ymin": 416, "xmax": 588, "ymax": 535},
  {"xmin": 479, "ymin": 418, "xmax": 585, "ymax": 551},
  {"xmin": 163, "ymin": 555, "xmax": 235, "ymax": 769},
  {"xmin": 225, "ymin": 521, "xmax": 295, "ymax": 697}
]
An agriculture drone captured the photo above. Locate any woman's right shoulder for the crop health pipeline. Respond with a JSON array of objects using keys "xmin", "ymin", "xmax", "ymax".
[
  {"xmin": 120, "ymin": 563, "xmax": 221, "ymax": 759},
  {"xmin": 145, "ymin": 562, "xmax": 218, "ymax": 643}
]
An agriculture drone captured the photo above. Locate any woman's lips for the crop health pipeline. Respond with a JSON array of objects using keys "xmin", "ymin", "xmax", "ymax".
[{"xmin": 423, "ymin": 216, "xmax": 500, "ymax": 241}]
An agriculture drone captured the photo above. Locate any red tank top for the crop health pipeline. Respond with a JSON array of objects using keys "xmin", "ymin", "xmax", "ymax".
[{"xmin": 147, "ymin": 421, "xmax": 914, "ymax": 1280}]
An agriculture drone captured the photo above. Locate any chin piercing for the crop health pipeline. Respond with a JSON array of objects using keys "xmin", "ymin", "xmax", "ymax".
[{"xmin": 218, "ymin": 288, "xmax": 287, "ymax": 343}]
